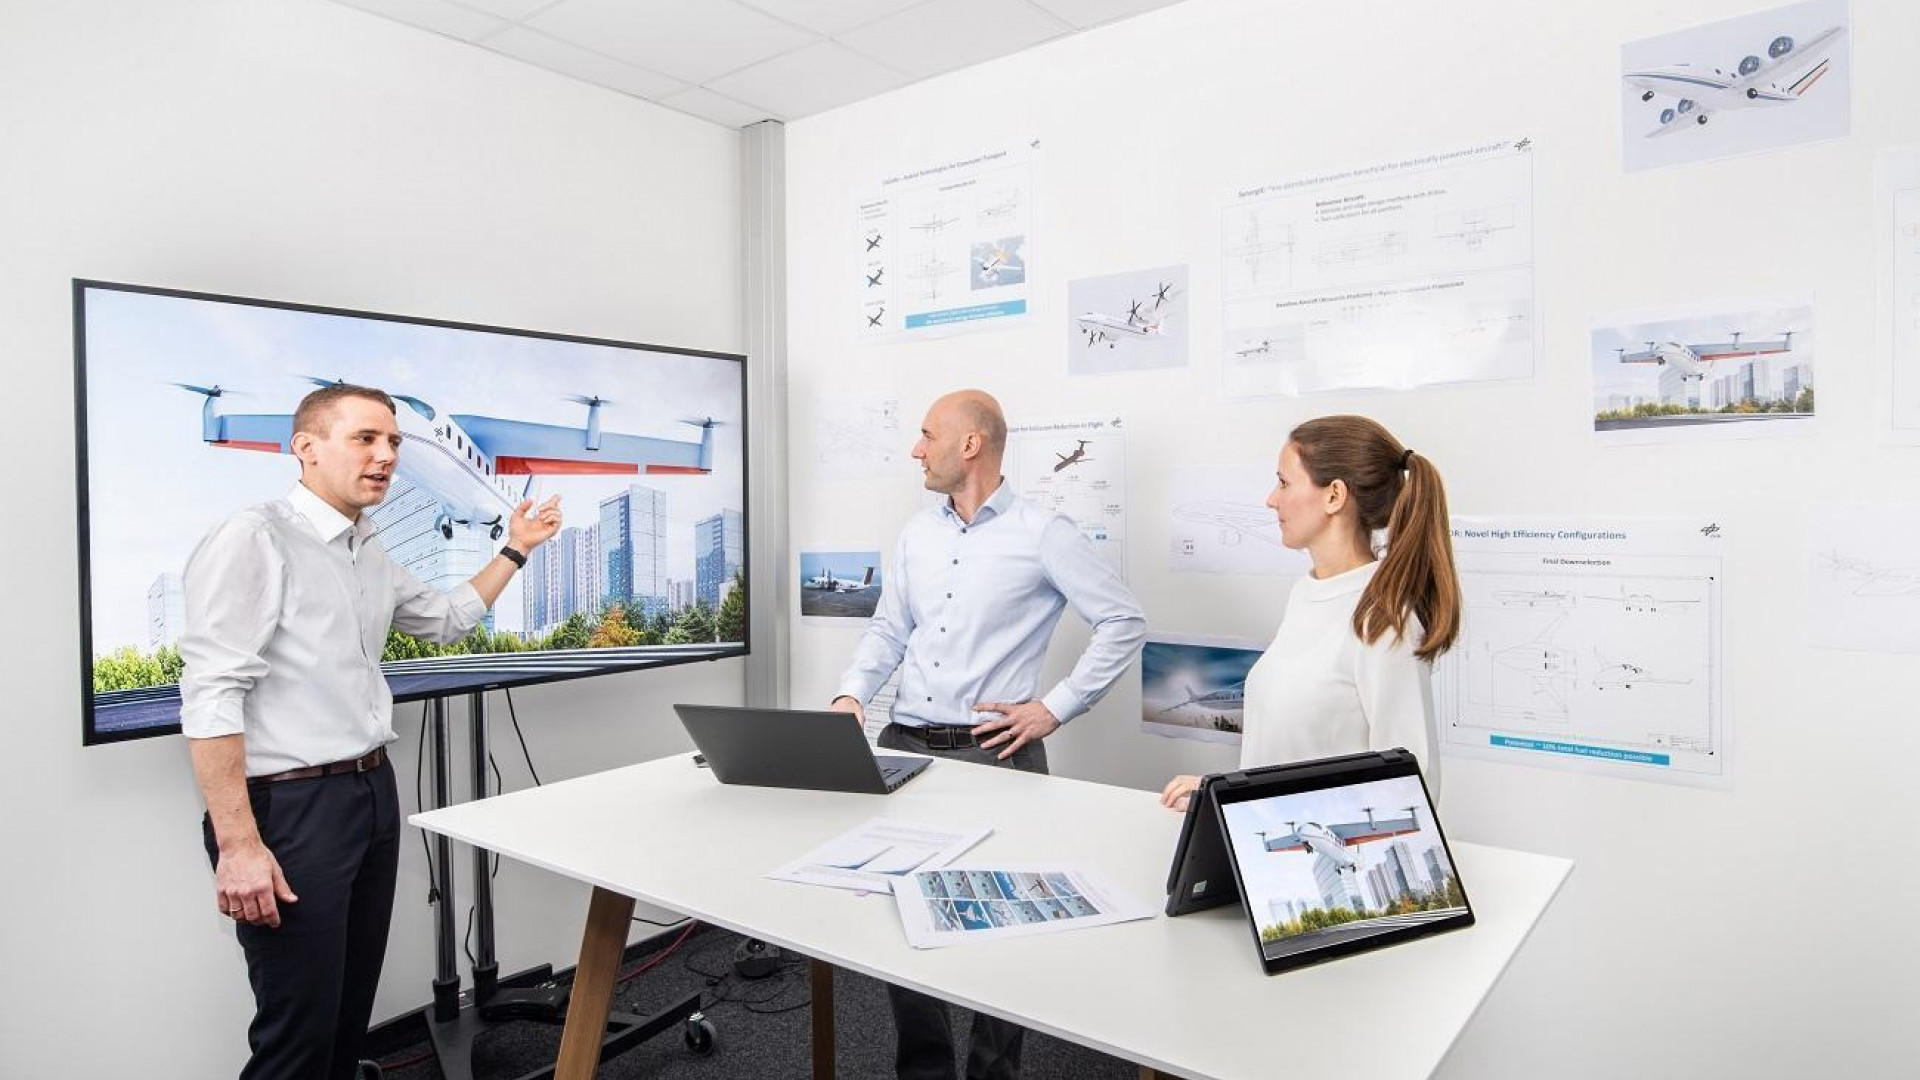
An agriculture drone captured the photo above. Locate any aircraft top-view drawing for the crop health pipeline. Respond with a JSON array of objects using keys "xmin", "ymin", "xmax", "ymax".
[
  {"xmin": 177, "ymin": 377, "xmax": 718, "ymax": 540},
  {"xmin": 1615, "ymin": 329, "xmax": 1797, "ymax": 381},
  {"xmin": 1258, "ymin": 806, "xmax": 1424, "ymax": 875},
  {"xmin": 1625, "ymin": 25, "xmax": 1844, "ymax": 137}
]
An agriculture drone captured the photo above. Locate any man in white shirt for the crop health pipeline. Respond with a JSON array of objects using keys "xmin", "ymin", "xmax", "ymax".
[{"xmin": 180, "ymin": 384, "xmax": 561, "ymax": 1080}]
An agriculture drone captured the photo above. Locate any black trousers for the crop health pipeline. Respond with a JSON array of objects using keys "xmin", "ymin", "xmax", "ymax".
[
  {"xmin": 877, "ymin": 724, "xmax": 1049, "ymax": 1080},
  {"xmin": 201, "ymin": 760, "xmax": 401, "ymax": 1080}
]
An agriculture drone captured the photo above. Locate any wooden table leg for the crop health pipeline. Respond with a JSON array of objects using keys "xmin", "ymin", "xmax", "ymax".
[
  {"xmin": 554, "ymin": 886, "xmax": 635, "ymax": 1080},
  {"xmin": 811, "ymin": 958, "xmax": 836, "ymax": 1079},
  {"xmin": 1140, "ymin": 1068, "xmax": 1177, "ymax": 1079}
]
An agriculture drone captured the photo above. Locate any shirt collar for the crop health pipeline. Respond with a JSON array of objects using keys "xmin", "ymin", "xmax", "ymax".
[
  {"xmin": 287, "ymin": 482, "xmax": 370, "ymax": 545},
  {"xmin": 941, "ymin": 477, "xmax": 1014, "ymax": 526}
]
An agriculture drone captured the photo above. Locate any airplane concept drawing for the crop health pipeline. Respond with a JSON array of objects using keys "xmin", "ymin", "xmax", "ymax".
[
  {"xmin": 1153, "ymin": 681, "xmax": 1245, "ymax": 732},
  {"xmin": 178, "ymin": 378, "xmax": 717, "ymax": 540},
  {"xmin": 1591, "ymin": 654, "xmax": 1693, "ymax": 691},
  {"xmin": 1173, "ymin": 501, "xmax": 1282, "ymax": 547},
  {"xmin": 1258, "ymin": 806, "xmax": 1423, "ymax": 876},
  {"xmin": 1052, "ymin": 439, "xmax": 1092, "ymax": 472},
  {"xmin": 1078, "ymin": 281, "xmax": 1176, "ymax": 348},
  {"xmin": 803, "ymin": 567, "xmax": 877, "ymax": 592},
  {"xmin": 1818, "ymin": 551, "xmax": 1920, "ymax": 597},
  {"xmin": 866, "ymin": 306, "xmax": 885, "ymax": 329},
  {"xmin": 1625, "ymin": 25, "xmax": 1844, "ymax": 137},
  {"xmin": 866, "ymin": 268, "xmax": 884, "ymax": 288},
  {"xmin": 1615, "ymin": 330, "xmax": 1796, "ymax": 381}
]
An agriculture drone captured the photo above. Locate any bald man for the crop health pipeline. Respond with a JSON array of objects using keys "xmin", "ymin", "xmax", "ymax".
[{"xmin": 831, "ymin": 389, "xmax": 1145, "ymax": 1080}]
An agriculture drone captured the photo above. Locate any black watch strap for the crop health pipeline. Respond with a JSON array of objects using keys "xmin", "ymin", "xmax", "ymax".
[{"xmin": 499, "ymin": 545, "xmax": 527, "ymax": 568}]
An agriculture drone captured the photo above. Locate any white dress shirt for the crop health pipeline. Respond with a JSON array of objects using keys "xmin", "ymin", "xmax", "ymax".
[
  {"xmin": 835, "ymin": 481, "xmax": 1146, "ymax": 727},
  {"xmin": 179, "ymin": 483, "xmax": 487, "ymax": 776},
  {"xmin": 1239, "ymin": 560, "xmax": 1442, "ymax": 799}
]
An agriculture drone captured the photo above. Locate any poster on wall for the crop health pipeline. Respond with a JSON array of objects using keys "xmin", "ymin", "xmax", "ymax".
[
  {"xmin": 1006, "ymin": 416, "xmax": 1128, "ymax": 578},
  {"xmin": 1806, "ymin": 504, "xmax": 1920, "ymax": 655},
  {"xmin": 856, "ymin": 143, "xmax": 1034, "ymax": 340},
  {"xmin": 1620, "ymin": 0, "xmax": 1850, "ymax": 174},
  {"xmin": 1219, "ymin": 136, "xmax": 1535, "ymax": 397},
  {"xmin": 1066, "ymin": 264, "xmax": 1189, "ymax": 375},
  {"xmin": 1165, "ymin": 466, "xmax": 1310, "ymax": 576},
  {"xmin": 1590, "ymin": 294, "xmax": 1815, "ymax": 446},
  {"xmin": 800, "ymin": 548, "xmax": 884, "ymax": 624},
  {"xmin": 1435, "ymin": 517, "xmax": 1727, "ymax": 786},
  {"xmin": 1882, "ymin": 145, "xmax": 1920, "ymax": 444},
  {"xmin": 811, "ymin": 392, "xmax": 904, "ymax": 481},
  {"xmin": 1139, "ymin": 634, "xmax": 1262, "ymax": 746}
]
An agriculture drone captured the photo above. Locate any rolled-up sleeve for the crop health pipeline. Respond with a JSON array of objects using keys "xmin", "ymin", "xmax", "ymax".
[
  {"xmin": 389, "ymin": 569, "xmax": 487, "ymax": 645},
  {"xmin": 178, "ymin": 516, "xmax": 284, "ymax": 739},
  {"xmin": 1036, "ymin": 518, "xmax": 1146, "ymax": 723},
  {"xmin": 835, "ymin": 534, "xmax": 913, "ymax": 706}
]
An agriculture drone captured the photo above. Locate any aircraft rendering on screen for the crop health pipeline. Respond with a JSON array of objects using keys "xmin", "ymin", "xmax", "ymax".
[
  {"xmin": 1258, "ymin": 806, "xmax": 1424, "ymax": 875},
  {"xmin": 1614, "ymin": 330, "xmax": 1797, "ymax": 381},
  {"xmin": 1625, "ymin": 25, "xmax": 1844, "ymax": 137},
  {"xmin": 1077, "ymin": 281, "xmax": 1177, "ymax": 348},
  {"xmin": 803, "ymin": 566, "xmax": 876, "ymax": 592},
  {"xmin": 176, "ymin": 377, "xmax": 718, "ymax": 539}
]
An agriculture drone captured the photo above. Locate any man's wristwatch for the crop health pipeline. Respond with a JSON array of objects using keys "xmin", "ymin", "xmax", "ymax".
[{"xmin": 499, "ymin": 546, "xmax": 527, "ymax": 568}]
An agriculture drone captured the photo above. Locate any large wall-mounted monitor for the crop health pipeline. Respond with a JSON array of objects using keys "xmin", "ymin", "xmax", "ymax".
[{"xmin": 75, "ymin": 280, "xmax": 748, "ymax": 745}]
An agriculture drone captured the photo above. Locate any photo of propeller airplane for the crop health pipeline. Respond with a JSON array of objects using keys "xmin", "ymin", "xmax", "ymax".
[
  {"xmin": 1077, "ymin": 281, "xmax": 1176, "ymax": 348},
  {"xmin": 1625, "ymin": 25, "xmax": 1843, "ymax": 137},
  {"xmin": 803, "ymin": 566, "xmax": 877, "ymax": 593},
  {"xmin": 1258, "ymin": 806, "xmax": 1425, "ymax": 877},
  {"xmin": 1614, "ymin": 329, "xmax": 1796, "ymax": 382}
]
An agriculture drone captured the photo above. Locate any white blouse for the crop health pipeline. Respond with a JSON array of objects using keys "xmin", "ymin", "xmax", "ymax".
[{"xmin": 1238, "ymin": 560, "xmax": 1442, "ymax": 799}]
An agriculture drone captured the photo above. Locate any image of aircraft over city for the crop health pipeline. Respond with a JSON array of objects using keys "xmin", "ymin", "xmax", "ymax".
[
  {"xmin": 1258, "ymin": 806, "xmax": 1424, "ymax": 876},
  {"xmin": 1590, "ymin": 297, "xmax": 1815, "ymax": 436},
  {"xmin": 1613, "ymin": 330, "xmax": 1796, "ymax": 381},
  {"xmin": 1626, "ymin": 25, "xmax": 1844, "ymax": 137}
]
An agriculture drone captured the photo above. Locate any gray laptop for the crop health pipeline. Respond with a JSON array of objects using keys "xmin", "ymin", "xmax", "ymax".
[{"xmin": 672, "ymin": 704, "xmax": 932, "ymax": 794}]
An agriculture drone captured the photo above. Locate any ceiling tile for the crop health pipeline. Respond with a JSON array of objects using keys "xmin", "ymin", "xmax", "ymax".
[
  {"xmin": 733, "ymin": 0, "xmax": 928, "ymax": 37},
  {"xmin": 1028, "ymin": 0, "xmax": 1182, "ymax": 30},
  {"xmin": 332, "ymin": 0, "xmax": 508, "ymax": 42},
  {"xmin": 485, "ymin": 26, "xmax": 688, "ymax": 99},
  {"xmin": 656, "ymin": 87, "xmax": 782, "ymax": 129},
  {"xmin": 527, "ymin": 0, "xmax": 820, "ymax": 84},
  {"xmin": 708, "ymin": 41, "xmax": 910, "ymax": 120},
  {"xmin": 838, "ymin": 0, "xmax": 1069, "ymax": 79}
]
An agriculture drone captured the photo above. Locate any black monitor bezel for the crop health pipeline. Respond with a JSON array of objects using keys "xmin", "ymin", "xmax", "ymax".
[{"xmin": 74, "ymin": 277, "xmax": 751, "ymax": 747}]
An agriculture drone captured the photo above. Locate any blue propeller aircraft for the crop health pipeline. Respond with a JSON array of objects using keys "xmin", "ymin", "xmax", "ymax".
[{"xmin": 176, "ymin": 377, "xmax": 719, "ymax": 539}]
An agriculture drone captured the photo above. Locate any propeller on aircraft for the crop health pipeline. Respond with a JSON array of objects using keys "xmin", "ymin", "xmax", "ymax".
[{"xmin": 1768, "ymin": 34, "xmax": 1793, "ymax": 59}]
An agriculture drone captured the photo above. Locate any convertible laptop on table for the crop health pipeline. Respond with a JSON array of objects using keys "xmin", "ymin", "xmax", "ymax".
[
  {"xmin": 1166, "ymin": 748, "xmax": 1473, "ymax": 975},
  {"xmin": 673, "ymin": 704, "xmax": 931, "ymax": 794}
]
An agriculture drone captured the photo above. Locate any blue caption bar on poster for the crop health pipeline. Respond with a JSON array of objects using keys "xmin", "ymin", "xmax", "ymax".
[
  {"xmin": 1490, "ymin": 735, "xmax": 1670, "ymax": 767},
  {"xmin": 905, "ymin": 300, "xmax": 1027, "ymax": 329}
]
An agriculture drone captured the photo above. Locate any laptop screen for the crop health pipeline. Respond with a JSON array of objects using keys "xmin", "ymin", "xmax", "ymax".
[{"xmin": 1216, "ymin": 766, "xmax": 1471, "ymax": 972}]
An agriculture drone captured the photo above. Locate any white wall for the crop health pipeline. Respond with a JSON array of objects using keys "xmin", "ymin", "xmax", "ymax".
[
  {"xmin": 785, "ymin": 0, "xmax": 1919, "ymax": 1075},
  {"xmin": 0, "ymin": 1, "xmax": 744, "ymax": 1076}
]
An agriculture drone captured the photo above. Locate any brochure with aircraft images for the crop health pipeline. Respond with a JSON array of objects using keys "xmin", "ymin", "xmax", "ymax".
[
  {"xmin": 891, "ymin": 864, "xmax": 1154, "ymax": 949},
  {"xmin": 766, "ymin": 818, "xmax": 991, "ymax": 895}
]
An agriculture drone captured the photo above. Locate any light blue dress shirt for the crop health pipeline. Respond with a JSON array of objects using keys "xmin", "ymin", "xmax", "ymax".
[{"xmin": 835, "ymin": 480, "xmax": 1146, "ymax": 728}]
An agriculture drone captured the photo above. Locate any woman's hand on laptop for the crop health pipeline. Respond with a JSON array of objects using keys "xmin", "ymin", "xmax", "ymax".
[
  {"xmin": 829, "ymin": 696, "xmax": 866, "ymax": 726},
  {"xmin": 1160, "ymin": 774, "xmax": 1201, "ymax": 812}
]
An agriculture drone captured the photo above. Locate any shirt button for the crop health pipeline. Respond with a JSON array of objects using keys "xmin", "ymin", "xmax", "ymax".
[
  {"xmin": 926, "ymin": 696, "xmax": 933, "ymax": 702},
  {"xmin": 940, "ymin": 627, "xmax": 946, "ymax": 633},
  {"xmin": 946, "ymin": 592, "xmax": 953, "ymax": 599},
  {"xmin": 951, "ymin": 558, "xmax": 959, "ymax": 565},
  {"xmin": 934, "ymin": 661, "xmax": 941, "ymax": 668},
  {"xmin": 961, "ymin": 528, "xmax": 968, "ymax": 534}
]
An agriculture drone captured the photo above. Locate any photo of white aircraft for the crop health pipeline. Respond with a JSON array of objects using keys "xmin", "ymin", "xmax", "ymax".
[
  {"xmin": 1625, "ymin": 25, "xmax": 1844, "ymax": 137},
  {"xmin": 177, "ymin": 377, "xmax": 718, "ymax": 540},
  {"xmin": 1258, "ymin": 806, "xmax": 1423, "ymax": 876},
  {"xmin": 1614, "ymin": 329, "xmax": 1796, "ymax": 381},
  {"xmin": 803, "ymin": 566, "xmax": 877, "ymax": 592},
  {"xmin": 1077, "ymin": 281, "xmax": 1176, "ymax": 348},
  {"xmin": 1152, "ymin": 681, "xmax": 1245, "ymax": 733}
]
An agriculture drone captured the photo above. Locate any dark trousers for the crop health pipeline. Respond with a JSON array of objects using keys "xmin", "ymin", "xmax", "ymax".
[
  {"xmin": 201, "ymin": 760, "xmax": 401, "ymax": 1080},
  {"xmin": 877, "ymin": 723, "xmax": 1049, "ymax": 1080}
]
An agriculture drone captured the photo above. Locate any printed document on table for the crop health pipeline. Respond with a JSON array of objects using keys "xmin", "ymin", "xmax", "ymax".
[
  {"xmin": 891, "ymin": 864, "xmax": 1155, "ymax": 948},
  {"xmin": 767, "ymin": 819, "xmax": 992, "ymax": 894}
]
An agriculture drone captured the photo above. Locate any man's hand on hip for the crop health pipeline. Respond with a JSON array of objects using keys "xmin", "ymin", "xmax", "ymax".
[
  {"xmin": 970, "ymin": 700, "xmax": 1059, "ymax": 760},
  {"xmin": 829, "ymin": 696, "xmax": 866, "ymax": 726},
  {"xmin": 216, "ymin": 837, "xmax": 298, "ymax": 928}
]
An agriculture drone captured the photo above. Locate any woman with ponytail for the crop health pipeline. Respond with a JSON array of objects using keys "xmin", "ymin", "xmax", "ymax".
[{"xmin": 1160, "ymin": 415, "xmax": 1461, "ymax": 810}]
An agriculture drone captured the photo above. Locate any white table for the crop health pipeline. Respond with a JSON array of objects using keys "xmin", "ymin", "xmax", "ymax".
[{"xmin": 412, "ymin": 752, "xmax": 1571, "ymax": 1080}]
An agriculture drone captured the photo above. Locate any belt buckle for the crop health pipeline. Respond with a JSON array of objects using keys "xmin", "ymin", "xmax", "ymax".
[{"xmin": 355, "ymin": 751, "xmax": 376, "ymax": 773}]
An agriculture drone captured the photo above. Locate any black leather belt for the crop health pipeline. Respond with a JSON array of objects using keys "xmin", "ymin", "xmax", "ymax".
[
  {"xmin": 249, "ymin": 747, "xmax": 386, "ymax": 786},
  {"xmin": 887, "ymin": 722, "xmax": 980, "ymax": 751}
]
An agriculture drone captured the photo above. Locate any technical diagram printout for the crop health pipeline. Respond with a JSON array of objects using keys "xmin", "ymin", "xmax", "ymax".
[
  {"xmin": 1807, "ymin": 503, "xmax": 1920, "ymax": 654},
  {"xmin": 1220, "ymin": 137, "xmax": 1535, "ymax": 396},
  {"xmin": 1067, "ymin": 264, "xmax": 1189, "ymax": 375},
  {"xmin": 856, "ymin": 144, "xmax": 1033, "ymax": 340},
  {"xmin": 1436, "ymin": 517, "xmax": 1726, "ymax": 784},
  {"xmin": 1885, "ymin": 145, "xmax": 1920, "ymax": 443},
  {"xmin": 767, "ymin": 819, "xmax": 992, "ymax": 895},
  {"xmin": 890, "ymin": 864, "xmax": 1154, "ymax": 948},
  {"xmin": 812, "ymin": 393, "xmax": 902, "ymax": 480},
  {"xmin": 1166, "ymin": 466, "xmax": 1311, "ymax": 576},
  {"xmin": 1006, "ymin": 416, "xmax": 1127, "ymax": 578}
]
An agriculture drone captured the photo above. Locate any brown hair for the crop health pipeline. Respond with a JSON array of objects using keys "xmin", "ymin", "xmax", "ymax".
[
  {"xmin": 292, "ymin": 383, "xmax": 395, "ymax": 438},
  {"xmin": 1288, "ymin": 415, "xmax": 1460, "ymax": 662}
]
